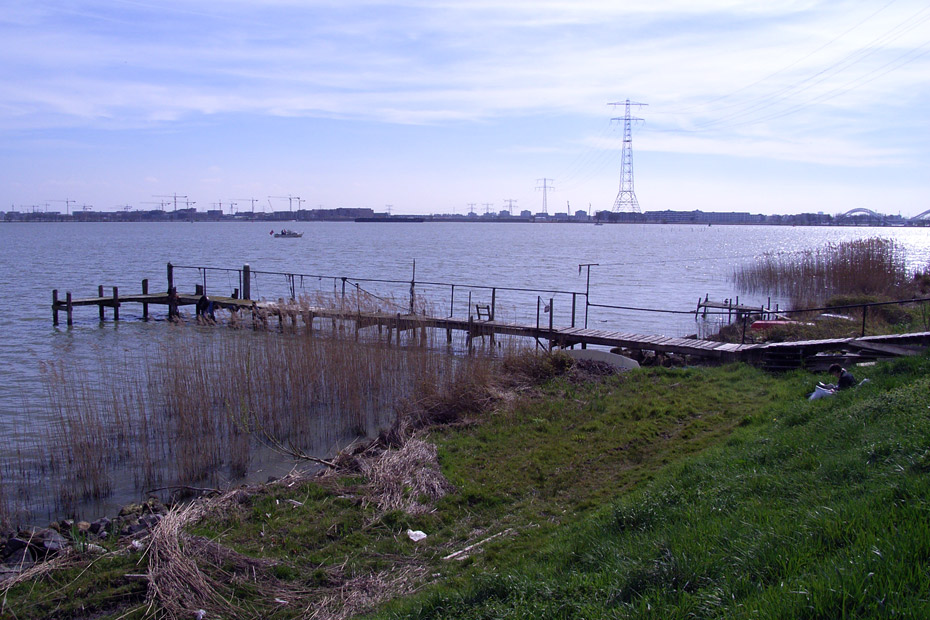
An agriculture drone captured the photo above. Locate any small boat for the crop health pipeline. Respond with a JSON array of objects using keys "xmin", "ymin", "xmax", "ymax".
[{"xmin": 272, "ymin": 229, "xmax": 303, "ymax": 238}]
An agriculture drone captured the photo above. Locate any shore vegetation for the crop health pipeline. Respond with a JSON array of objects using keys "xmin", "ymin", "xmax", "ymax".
[
  {"xmin": 721, "ymin": 237, "xmax": 930, "ymax": 342},
  {"xmin": 2, "ymin": 340, "xmax": 928, "ymax": 618}
]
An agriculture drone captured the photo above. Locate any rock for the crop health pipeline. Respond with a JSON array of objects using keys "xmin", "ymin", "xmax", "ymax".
[
  {"xmin": 75, "ymin": 521, "xmax": 92, "ymax": 535},
  {"xmin": 144, "ymin": 498, "xmax": 168, "ymax": 514},
  {"xmin": 140, "ymin": 514, "xmax": 162, "ymax": 529},
  {"xmin": 39, "ymin": 529, "xmax": 68, "ymax": 553},
  {"xmin": 3, "ymin": 538, "xmax": 30, "ymax": 557},
  {"xmin": 89, "ymin": 517, "xmax": 111, "ymax": 536},
  {"xmin": 127, "ymin": 522, "xmax": 148, "ymax": 536},
  {"xmin": 119, "ymin": 502, "xmax": 144, "ymax": 517},
  {"xmin": 1, "ymin": 547, "xmax": 34, "ymax": 574}
]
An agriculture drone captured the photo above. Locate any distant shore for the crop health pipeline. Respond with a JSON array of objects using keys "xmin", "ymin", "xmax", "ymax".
[{"xmin": 2, "ymin": 208, "xmax": 924, "ymax": 227}]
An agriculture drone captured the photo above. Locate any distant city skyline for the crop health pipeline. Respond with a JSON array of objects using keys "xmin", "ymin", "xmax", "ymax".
[{"xmin": 2, "ymin": 1, "xmax": 929, "ymax": 217}]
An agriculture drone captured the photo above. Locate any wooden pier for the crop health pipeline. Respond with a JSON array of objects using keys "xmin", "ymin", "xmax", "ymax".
[{"xmin": 51, "ymin": 264, "xmax": 930, "ymax": 371}]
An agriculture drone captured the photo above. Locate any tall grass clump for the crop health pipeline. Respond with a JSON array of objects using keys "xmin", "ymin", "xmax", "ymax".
[
  {"xmin": 733, "ymin": 237, "xmax": 916, "ymax": 309},
  {"xmin": 7, "ymin": 301, "xmax": 511, "ymax": 522}
]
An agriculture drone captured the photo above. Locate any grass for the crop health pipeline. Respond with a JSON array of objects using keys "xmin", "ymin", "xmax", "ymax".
[
  {"xmin": 372, "ymin": 354, "xmax": 930, "ymax": 619},
  {"xmin": 3, "ymin": 351, "xmax": 929, "ymax": 618}
]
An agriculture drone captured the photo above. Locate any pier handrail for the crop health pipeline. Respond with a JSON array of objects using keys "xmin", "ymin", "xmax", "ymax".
[{"xmin": 169, "ymin": 263, "xmax": 586, "ymax": 297}]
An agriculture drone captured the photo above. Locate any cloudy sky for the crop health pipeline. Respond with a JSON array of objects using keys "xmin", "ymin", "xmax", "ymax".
[{"xmin": 2, "ymin": 0, "xmax": 928, "ymax": 216}]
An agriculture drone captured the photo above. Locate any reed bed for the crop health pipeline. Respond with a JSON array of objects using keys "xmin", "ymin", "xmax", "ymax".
[
  {"xmin": 733, "ymin": 237, "xmax": 915, "ymax": 309},
  {"xmin": 0, "ymin": 296, "xmax": 509, "ymax": 525}
]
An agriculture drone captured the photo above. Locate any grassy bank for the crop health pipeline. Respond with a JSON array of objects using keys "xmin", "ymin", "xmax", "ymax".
[
  {"xmin": 3, "ymin": 352, "xmax": 929, "ymax": 618},
  {"xmin": 375, "ymin": 354, "xmax": 930, "ymax": 619}
]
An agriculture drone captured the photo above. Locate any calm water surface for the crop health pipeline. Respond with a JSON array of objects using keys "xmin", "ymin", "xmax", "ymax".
[{"xmin": 1, "ymin": 221, "xmax": 928, "ymax": 523}]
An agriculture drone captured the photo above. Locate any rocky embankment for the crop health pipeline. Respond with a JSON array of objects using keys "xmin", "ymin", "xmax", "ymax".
[{"xmin": 0, "ymin": 498, "xmax": 169, "ymax": 581}]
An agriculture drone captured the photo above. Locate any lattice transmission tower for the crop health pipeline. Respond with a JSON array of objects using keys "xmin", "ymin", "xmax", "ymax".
[{"xmin": 610, "ymin": 100, "xmax": 646, "ymax": 213}]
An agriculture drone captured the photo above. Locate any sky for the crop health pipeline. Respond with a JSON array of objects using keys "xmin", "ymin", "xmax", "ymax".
[{"xmin": 1, "ymin": 0, "xmax": 929, "ymax": 217}]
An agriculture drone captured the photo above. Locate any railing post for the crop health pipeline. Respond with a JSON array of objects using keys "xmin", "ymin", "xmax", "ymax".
[
  {"xmin": 66, "ymin": 292, "xmax": 73, "ymax": 326},
  {"xmin": 861, "ymin": 305, "xmax": 867, "ymax": 337},
  {"xmin": 571, "ymin": 293, "xmax": 576, "ymax": 328},
  {"xmin": 53, "ymin": 289, "xmax": 59, "ymax": 326},
  {"xmin": 112, "ymin": 286, "xmax": 120, "ymax": 321},
  {"xmin": 536, "ymin": 296, "xmax": 541, "ymax": 350},
  {"xmin": 167, "ymin": 262, "xmax": 174, "ymax": 294},
  {"xmin": 242, "ymin": 264, "xmax": 251, "ymax": 300},
  {"xmin": 449, "ymin": 285, "xmax": 455, "ymax": 317},
  {"xmin": 491, "ymin": 288, "xmax": 496, "ymax": 321},
  {"xmin": 98, "ymin": 285, "xmax": 105, "ymax": 322}
]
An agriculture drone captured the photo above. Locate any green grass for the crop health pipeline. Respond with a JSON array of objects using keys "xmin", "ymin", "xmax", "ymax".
[
  {"xmin": 5, "ymin": 355, "xmax": 930, "ymax": 618},
  {"xmin": 372, "ymin": 355, "xmax": 930, "ymax": 619}
]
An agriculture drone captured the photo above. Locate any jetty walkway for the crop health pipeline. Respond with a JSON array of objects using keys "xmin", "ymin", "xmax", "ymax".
[{"xmin": 51, "ymin": 263, "xmax": 930, "ymax": 371}]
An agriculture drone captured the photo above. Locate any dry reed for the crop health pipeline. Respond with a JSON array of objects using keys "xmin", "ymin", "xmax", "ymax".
[
  {"xmin": 1, "ymin": 294, "xmax": 515, "ymax": 524},
  {"xmin": 733, "ymin": 237, "xmax": 913, "ymax": 309}
]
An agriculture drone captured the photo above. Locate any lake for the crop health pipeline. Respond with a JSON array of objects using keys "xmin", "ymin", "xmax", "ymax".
[{"xmin": 1, "ymin": 221, "xmax": 928, "ymax": 524}]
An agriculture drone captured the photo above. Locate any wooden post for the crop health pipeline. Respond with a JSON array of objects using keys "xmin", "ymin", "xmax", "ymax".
[
  {"xmin": 53, "ymin": 289, "xmax": 59, "ymax": 326},
  {"xmin": 112, "ymin": 287, "xmax": 119, "ymax": 321},
  {"xmin": 449, "ymin": 285, "xmax": 455, "ymax": 317},
  {"xmin": 66, "ymin": 292, "xmax": 73, "ymax": 326},
  {"xmin": 409, "ymin": 259, "xmax": 416, "ymax": 315},
  {"xmin": 98, "ymin": 285, "xmax": 105, "ymax": 321},
  {"xmin": 142, "ymin": 279, "xmax": 149, "ymax": 320},
  {"xmin": 242, "ymin": 264, "xmax": 251, "ymax": 300},
  {"xmin": 167, "ymin": 263, "xmax": 174, "ymax": 294},
  {"xmin": 861, "ymin": 305, "xmax": 868, "ymax": 337},
  {"xmin": 571, "ymin": 292, "xmax": 577, "ymax": 329},
  {"xmin": 548, "ymin": 297, "xmax": 554, "ymax": 351},
  {"xmin": 195, "ymin": 284, "xmax": 204, "ymax": 296},
  {"xmin": 490, "ymin": 288, "xmax": 496, "ymax": 321},
  {"xmin": 467, "ymin": 313, "xmax": 474, "ymax": 354}
]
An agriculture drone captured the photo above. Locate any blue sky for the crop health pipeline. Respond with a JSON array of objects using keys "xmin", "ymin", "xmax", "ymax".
[{"xmin": 2, "ymin": 0, "xmax": 928, "ymax": 216}]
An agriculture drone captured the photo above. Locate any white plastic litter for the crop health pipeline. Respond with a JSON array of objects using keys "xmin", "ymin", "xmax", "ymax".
[{"xmin": 406, "ymin": 529, "xmax": 427, "ymax": 542}]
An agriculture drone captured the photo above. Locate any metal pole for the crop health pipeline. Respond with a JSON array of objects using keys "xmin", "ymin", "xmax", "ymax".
[
  {"xmin": 572, "ymin": 293, "xmax": 577, "ymax": 327},
  {"xmin": 578, "ymin": 263, "xmax": 598, "ymax": 329}
]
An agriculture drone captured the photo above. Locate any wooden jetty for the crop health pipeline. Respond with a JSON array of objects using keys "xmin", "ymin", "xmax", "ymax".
[{"xmin": 51, "ymin": 263, "xmax": 930, "ymax": 371}]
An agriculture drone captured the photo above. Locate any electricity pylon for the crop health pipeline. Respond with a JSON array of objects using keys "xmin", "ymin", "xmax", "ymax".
[{"xmin": 609, "ymin": 100, "xmax": 646, "ymax": 213}]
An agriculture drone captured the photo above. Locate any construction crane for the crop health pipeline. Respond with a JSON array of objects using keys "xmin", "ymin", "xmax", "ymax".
[
  {"xmin": 268, "ymin": 195, "xmax": 302, "ymax": 212},
  {"xmin": 141, "ymin": 201, "xmax": 170, "ymax": 211},
  {"xmin": 153, "ymin": 194, "xmax": 194, "ymax": 212},
  {"xmin": 233, "ymin": 198, "xmax": 261, "ymax": 214},
  {"xmin": 48, "ymin": 199, "xmax": 76, "ymax": 216}
]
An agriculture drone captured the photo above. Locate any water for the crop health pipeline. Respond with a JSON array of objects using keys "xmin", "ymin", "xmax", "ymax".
[{"xmin": 1, "ymin": 221, "xmax": 928, "ymax": 524}]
